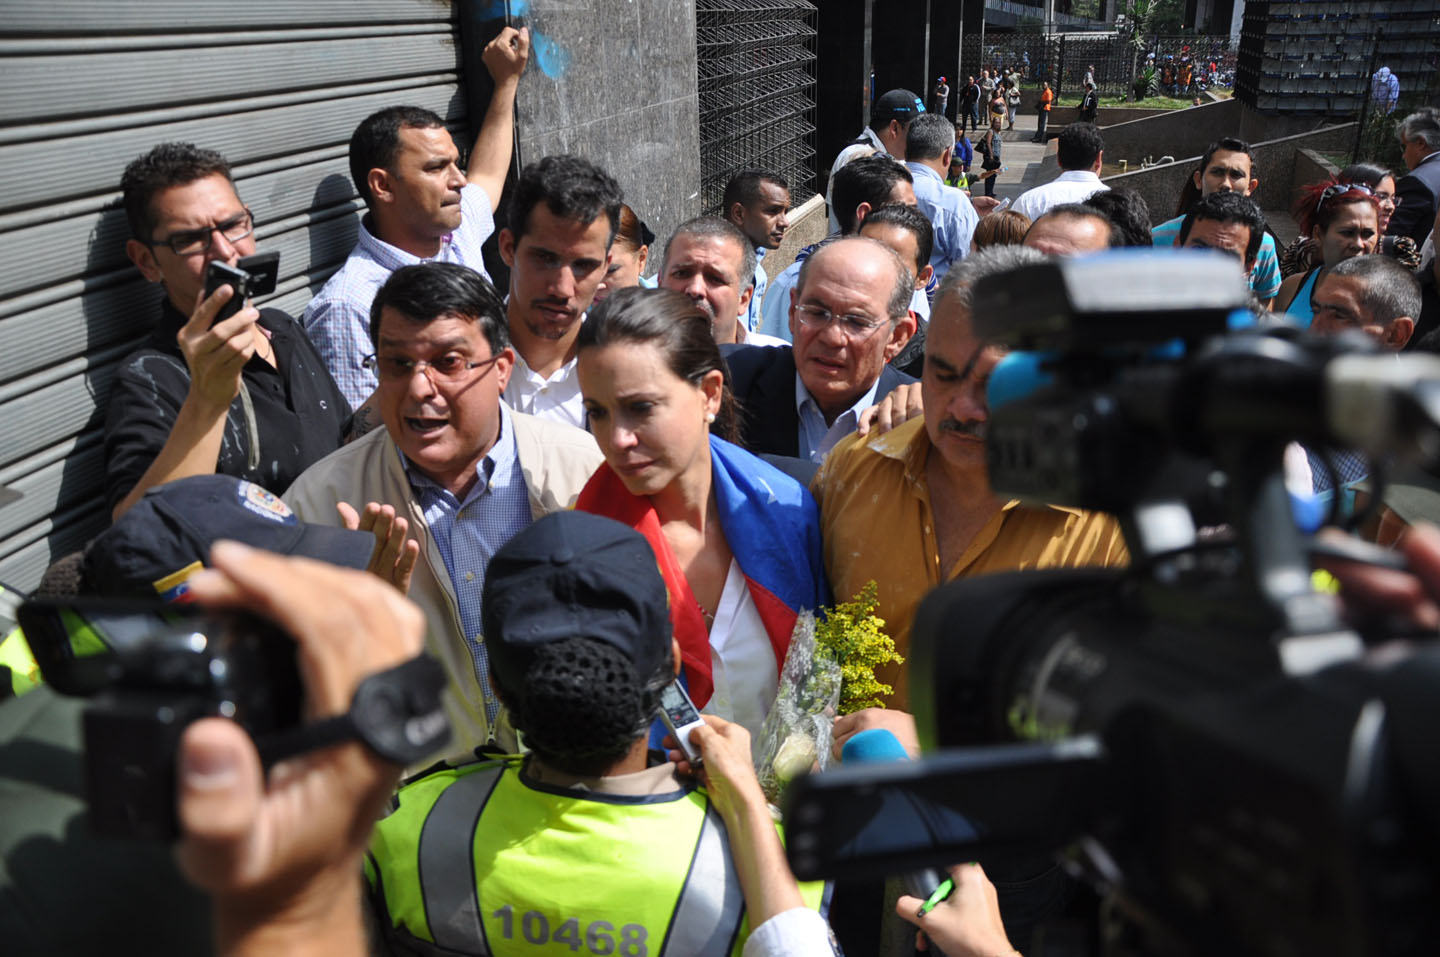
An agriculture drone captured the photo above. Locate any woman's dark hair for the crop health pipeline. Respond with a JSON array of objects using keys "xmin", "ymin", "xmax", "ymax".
[
  {"xmin": 1337, "ymin": 162, "xmax": 1395, "ymax": 191},
  {"xmin": 500, "ymin": 637, "xmax": 670, "ymax": 777},
  {"xmin": 578, "ymin": 287, "xmax": 741, "ymax": 443},
  {"xmin": 1293, "ymin": 177, "xmax": 1380, "ymax": 238},
  {"xmin": 613, "ymin": 202, "xmax": 655, "ymax": 252}
]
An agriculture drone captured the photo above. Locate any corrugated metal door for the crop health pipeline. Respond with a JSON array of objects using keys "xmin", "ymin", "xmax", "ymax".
[{"xmin": 0, "ymin": 1, "xmax": 466, "ymax": 591}]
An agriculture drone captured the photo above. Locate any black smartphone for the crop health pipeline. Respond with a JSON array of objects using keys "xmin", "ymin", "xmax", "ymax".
[{"xmin": 203, "ymin": 250, "xmax": 280, "ymax": 326}]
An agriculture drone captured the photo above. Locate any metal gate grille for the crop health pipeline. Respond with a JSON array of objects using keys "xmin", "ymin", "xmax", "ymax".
[{"xmin": 695, "ymin": 1, "xmax": 819, "ymax": 214}]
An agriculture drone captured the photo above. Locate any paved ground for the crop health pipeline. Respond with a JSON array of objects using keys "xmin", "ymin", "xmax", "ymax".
[{"xmin": 957, "ymin": 109, "xmax": 1051, "ymax": 204}]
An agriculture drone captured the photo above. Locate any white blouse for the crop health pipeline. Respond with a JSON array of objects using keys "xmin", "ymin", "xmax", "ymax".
[{"xmin": 702, "ymin": 559, "xmax": 780, "ymax": 739}]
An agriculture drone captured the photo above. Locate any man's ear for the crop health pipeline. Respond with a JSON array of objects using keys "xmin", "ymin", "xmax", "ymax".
[
  {"xmin": 672, "ymin": 636, "xmax": 683, "ymax": 676},
  {"xmin": 917, "ymin": 263, "xmax": 934, "ymax": 289},
  {"xmin": 883, "ymin": 311, "xmax": 920, "ymax": 362},
  {"xmin": 941, "ymin": 146, "xmax": 953, "ymax": 169},
  {"xmin": 737, "ymin": 281, "xmax": 753, "ymax": 314},
  {"xmin": 125, "ymin": 238, "xmax": 163, "ymax": 283},
  {"xmin": 853, "ymin": 202, "xmax": 874, "ymax": 229},
  {"xmin": 493, "ymin": 346, "xmax": 516, "ymax": 392},
  {"xmin": 367, "ymin": 168, "xmax": 393, "ymax": 206},
  {"xmin": 1192, "ymin": 168, "xmax": 1205, "ymax": 193},
  {"xmin": 498, "ymin": 227, "xmax": 517, "ymax": 268},
  {"xmin": 1093, "ymin": 149, "xmax": 1105, "ymax": 174},
  {"xmin": 1246, "ymin": 176, "xmax": 1260, "ymax": 195},
  {"xmin": 1386, "ymin": 316, "xmax": 1415, "ymax": 350},
  {"xmin": 727, "ymin": 201, "xmax": 746, "ymax": 227}
]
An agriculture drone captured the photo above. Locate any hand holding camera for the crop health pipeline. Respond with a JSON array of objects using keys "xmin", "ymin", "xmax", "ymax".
[{"xmin": 174, "ymin": 540, "xmax": 427, "ymax": 955}]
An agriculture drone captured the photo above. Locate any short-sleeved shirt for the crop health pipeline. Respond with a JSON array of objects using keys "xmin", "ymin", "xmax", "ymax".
[
  {"xmin": 1152, "ymin": 212, "xmax": 1282, "ymax": 301},
  {"xmin": 810, "ymin": 417, "xmax": 1129, "ymax": 708},
  {"xmin": 303, "ymin": 183, "xmax": 495, "ymax": 408},
  {"xmin": 104, "ymin": 301, "xmax": 352, "ymax": 512}
]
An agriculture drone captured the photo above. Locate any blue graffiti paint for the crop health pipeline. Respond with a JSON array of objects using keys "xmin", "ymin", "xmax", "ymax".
[
  {"xmin": 475, "ymin": 0, "xmax": 568, "ymax": 79},
  {"xmin": 479, "ymin": 0, "xmax": 528, "ymax": 18},
  {"xmin": 532, "ymin": 31, "xmax": 572, "ymax": 79}
]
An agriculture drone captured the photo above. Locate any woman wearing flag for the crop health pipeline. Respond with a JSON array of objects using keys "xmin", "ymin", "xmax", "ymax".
[{"xmin": 574, "ymin": 287, "xmax": 828, "ymax": 738}]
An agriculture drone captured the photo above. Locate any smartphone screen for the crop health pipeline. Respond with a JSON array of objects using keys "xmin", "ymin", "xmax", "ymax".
[{"xmin": 660, "ymin": 682, "xmax": 701, "ymax": 727}]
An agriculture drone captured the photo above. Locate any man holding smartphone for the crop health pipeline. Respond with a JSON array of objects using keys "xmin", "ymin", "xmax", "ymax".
[{"xmin": 106, "ymin": 143, "xmax": 352, "ymax": 520}]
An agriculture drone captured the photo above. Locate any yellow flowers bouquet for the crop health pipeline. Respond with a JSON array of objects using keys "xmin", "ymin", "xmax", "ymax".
[{"xmin": 751, "ymin": 582, "xmax": 903, "ymax": 801}]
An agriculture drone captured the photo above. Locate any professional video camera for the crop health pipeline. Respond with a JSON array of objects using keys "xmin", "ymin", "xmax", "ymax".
[{"xmin": 783, "ymin": 252, "xmax": 1440, "ymax": 956}]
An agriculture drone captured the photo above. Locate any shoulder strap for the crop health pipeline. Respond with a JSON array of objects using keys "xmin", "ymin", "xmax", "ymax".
[
  {"xmin": 658, "ymin": 804, "xmax": 747, "ymax": 956},
  {"xmin": 419, "ymin": 764, "xmax": 506, "ymax": 953}
]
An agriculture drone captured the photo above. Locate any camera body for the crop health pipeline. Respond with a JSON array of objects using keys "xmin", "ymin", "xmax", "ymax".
[
  {"xmin": 782, "ymin": 253, "xmax": 1440, "ymax": 955},
  {"xmin": 17, "ymin": 601, "xmax": 301, "ymax": 840}
]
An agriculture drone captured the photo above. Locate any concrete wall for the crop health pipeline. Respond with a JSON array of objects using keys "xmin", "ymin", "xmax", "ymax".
[
  {"xmin": 1292, "ymin": 148, "xmax": 1341, "ymax": 195},
  {"xmin": 1049, "ymin": 106, "xmax": 1172, "ymax": 126},
  {"xmin": 762, "ymin": 194, "xmax": 827, "ymax": 276},
  {"xmin": 1095, "ymin": 98, "xmax": 1242, "ymax": 166},
  {"xmin": 510, "ymin": 0, "xmax": 701, "ymax": 254},
  {"xmin": 1100, "ymin": 122, "xmax": 1359, "ymax": 225}
]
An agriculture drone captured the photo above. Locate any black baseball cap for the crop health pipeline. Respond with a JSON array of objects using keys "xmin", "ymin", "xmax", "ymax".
[
  {"xmin": 82, "ymin": 475, "xmax": 373, "ymax": 600},
  {"xmin": 872, "ymin": 88, "xmax": 926, "ymax": 128},
  {"xmin": 482, "ymin": 511, "xmax": 671, "ymax": 694}
]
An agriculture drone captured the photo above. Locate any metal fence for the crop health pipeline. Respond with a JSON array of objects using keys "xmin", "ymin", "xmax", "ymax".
[
  {"xmin": 950, "ymin": 32, "xmax": 1239, "ymax": 103},
  {"xmin": 695, "ymin": 0, "xmax": 819, "ymax": 215}
]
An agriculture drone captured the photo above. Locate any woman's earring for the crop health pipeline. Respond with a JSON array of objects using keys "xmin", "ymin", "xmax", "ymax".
[{"xmin": 705, "ymin": 412, "xmax": 716, "ymax": 424}]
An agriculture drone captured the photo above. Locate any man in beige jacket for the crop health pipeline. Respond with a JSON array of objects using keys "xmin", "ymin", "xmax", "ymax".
[{"xmin": 286, "ymin": 263, "xmax": 601, "ymax": 762}]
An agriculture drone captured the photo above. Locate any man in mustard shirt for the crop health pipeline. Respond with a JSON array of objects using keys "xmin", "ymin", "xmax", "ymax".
[{"xmin": 812, "ymin": 244, "xmax": 1128, "ymax": 731}]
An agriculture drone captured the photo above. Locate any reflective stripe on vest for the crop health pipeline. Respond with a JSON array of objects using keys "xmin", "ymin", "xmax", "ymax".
[
  {"xmin": 659, "ymin": 805, "xmax": 745, "ymax": 956},
  {"xmin": 419, "ymin": 763, "xmax": 504, "ymax": 953}
]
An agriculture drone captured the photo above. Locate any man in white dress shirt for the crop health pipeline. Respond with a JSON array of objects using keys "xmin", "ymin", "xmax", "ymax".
[
  {"xmin": 1012, "ymin": 122, "xmax": 1110, "ymax": 223},
  {"xmin": 499, "ymin": 155, "xmax": 623, "ymax": 428}
]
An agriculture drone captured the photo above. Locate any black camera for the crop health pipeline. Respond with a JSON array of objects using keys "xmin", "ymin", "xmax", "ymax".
[
  {"xmin": 204, "ymin": 250, "xmax": 280, "ymax": 325},
  {"xmin": 783, "ymin": 253, "xmax": 1440, "ymax": 955},
  {"xmin": 16, "ymin": 599, "xmax": 302, "ymax": 840}
]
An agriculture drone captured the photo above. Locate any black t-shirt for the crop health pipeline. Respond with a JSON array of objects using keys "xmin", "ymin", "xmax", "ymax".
[{"xmin": 104, "ymin": 300, "xmax": 352, "ymax": 512}]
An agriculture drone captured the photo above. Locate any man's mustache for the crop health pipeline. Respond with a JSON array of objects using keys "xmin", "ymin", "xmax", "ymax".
[{"xmin": 938, "ymin": 418, "xmax": 986, "ymax": 439}]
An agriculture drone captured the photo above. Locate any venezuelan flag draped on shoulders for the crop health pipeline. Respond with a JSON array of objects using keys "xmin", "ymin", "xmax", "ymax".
[{"xmin": 575, "ymin": 435, "xmax": 829, "ymax": 708}]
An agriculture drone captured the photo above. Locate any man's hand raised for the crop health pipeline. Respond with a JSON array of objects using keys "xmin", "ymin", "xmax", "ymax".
[
  {"xmin": 179, "ymin": 284, "xmax": 261, "ymax": 410},
  {"xmin": 337, "ymin": 501, "xmax": 420, "ymax": 595},
  {"xmin": 483, "ymin": 25, "xmax": 530, "ymax": 87}
]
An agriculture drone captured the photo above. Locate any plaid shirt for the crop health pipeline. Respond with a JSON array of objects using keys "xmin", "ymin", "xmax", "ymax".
[{"xmin": 302, "ymin": 184, "xmax": 495, "ymax": 408}]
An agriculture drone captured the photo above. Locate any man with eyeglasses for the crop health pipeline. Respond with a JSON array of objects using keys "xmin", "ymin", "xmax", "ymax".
[
  {"xmin": 811, "ymin": 243, "xmax": 1127, "ymax": 730},
  {"xmin": 304, "ymin": 26, "xmax": 529, "ymax": 409},
  {"xmin": 284, "ymin": 262, "xmax": 601, "ymax": 761},
  {"xmin": 725, "ymin": 237, "xmax": 918, "ymax": 463},
  {"xmin": 105, "ymin": 142, "xmax": 352, "ymax": 520}
]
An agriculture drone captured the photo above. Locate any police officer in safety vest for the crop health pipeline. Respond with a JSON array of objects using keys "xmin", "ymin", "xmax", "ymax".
[{"xmin": 365, "ymin": 511, "xmax": 831, "ymax": 956}]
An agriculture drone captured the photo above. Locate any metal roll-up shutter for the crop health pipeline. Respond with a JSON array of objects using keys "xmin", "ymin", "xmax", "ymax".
[{"xmin": 0, "ymin": 1, "xmax": 467, "ymax": 592}]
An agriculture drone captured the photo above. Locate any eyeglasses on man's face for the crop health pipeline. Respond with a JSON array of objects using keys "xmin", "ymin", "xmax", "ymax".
[
  {"xmin": 147, "ymin": 209, "xmax": 255, "ymax": 256},
  {"xmin": 794, "ymin": 302, "xmax": 890, "ymax": 339},
  {"xmin": 363, "ymin": 352, "xmax": 501, "ymax": 384}
]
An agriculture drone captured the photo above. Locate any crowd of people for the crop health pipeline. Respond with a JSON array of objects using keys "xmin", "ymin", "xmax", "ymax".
[{"xmin": 6, "ymin": 21, "xmax": 1440, "ymax": 956}]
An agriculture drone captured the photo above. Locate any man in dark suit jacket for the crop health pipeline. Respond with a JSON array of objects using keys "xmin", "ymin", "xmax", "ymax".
[
  {"xmin": 1389, "ymin": 109, "xmax": 1440, "ymax": 246},
  {"xmin": 724, "ymin": 237, "xmax": 918, "ymax": 462}
]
